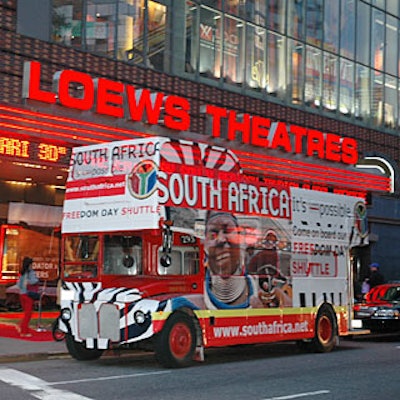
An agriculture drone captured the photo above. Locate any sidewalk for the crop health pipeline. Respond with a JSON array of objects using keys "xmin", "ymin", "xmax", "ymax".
[{"xmin": 0, "ymin": 311, "xmax": 69, "ymax": 363}]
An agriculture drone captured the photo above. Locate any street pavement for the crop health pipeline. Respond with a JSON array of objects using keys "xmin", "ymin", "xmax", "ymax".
[
  {"xmin": 0, "ymin": 311, "xmax": 68, "ymax": 363},
  {"xmin": 0, "ymin": 335, "xmax": 68, "ymax": 363}
]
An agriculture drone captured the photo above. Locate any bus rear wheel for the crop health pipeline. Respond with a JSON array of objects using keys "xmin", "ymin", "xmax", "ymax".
[
  {"xmin": 155, "ymin": 312, "xmax": 196, "ymax": 368},
  {"xmin": 312, "ymin": 305, "xmax": 337, "ymax": 353},
  {"xmin": 65, "ymin": 334, "xmax": 104, "ymax": 361}
]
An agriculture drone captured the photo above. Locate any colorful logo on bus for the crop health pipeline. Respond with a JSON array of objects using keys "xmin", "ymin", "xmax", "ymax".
[
  {"xmin": 354, "ymin": 201, "xmax": 368, "ymax": 238},
  {"xmin": 128, "ymin": 160, "xmax": 158, "ymax": 199}
]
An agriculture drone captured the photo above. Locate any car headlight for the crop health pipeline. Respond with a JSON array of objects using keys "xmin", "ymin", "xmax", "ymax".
[{"xmin": 374, "ymin": 309, "xmax": 400, "ymax": 318}]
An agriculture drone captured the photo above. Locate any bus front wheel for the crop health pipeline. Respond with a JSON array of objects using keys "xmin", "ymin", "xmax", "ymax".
[
  {"xmin": 155, "ymin": 312, "xmax": 196, "ymax": 368},
  {"xmin": 65, "ymin": 334, "xmax": 104, "ymax": 361}
]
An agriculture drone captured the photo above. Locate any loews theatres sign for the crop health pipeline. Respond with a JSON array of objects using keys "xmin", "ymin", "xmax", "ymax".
[{"xmin": 22, "ymin": 61, "xmax": 358, "ymax": 165}]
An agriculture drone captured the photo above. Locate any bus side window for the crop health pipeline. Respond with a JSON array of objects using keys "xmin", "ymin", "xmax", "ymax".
[
  {"xmin": 184, "ymin": 250, "xmax": 199, "ymax": 275},
  {"xmin": 158, "ymin": 250, "xmax": 181, "ymax": 275},
  {"xmin": 158, "ymin": 248, "xmax": 199, "ymax": 275}
]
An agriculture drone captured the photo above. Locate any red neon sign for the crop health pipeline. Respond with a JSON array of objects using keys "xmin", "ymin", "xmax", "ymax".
[
  {"xmin": 206, "ymin": 106, "xmax": 358, "ymax": 165},
  {"xmin": 22, "ymin": 61, "xmax": 358, "ymax": 166},
  {"xmin": 23, "ymin": 61, "xmax": 190, "ymax": 132}
]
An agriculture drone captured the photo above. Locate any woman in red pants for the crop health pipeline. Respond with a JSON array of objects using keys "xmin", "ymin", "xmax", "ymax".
[{"xmin": 16, "ymin": 257, "xmax": 39, "ymax": 337}]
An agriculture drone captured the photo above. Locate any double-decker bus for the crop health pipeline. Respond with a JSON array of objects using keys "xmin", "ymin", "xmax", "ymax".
[{"xmin": 58, "ymin": 136, "xmax": 377, "ymax": 367}]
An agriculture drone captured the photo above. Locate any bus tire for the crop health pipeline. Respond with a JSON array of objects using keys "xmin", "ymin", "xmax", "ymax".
[
  {"xmin": 65, "ymin": 334, "xmax": 104, "ymax": 361},
  {"xmin": 311, "ymin": 305, "xmax": 337, "ymax": 353},
  {"xmin": 155, "ymin": 312, "xmax": 196, "ymax": 368}
]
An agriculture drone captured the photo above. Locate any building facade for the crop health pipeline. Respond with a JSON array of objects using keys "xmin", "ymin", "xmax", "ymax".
[{"xmin": 1, "ymin": 0, "xmax": 399, "ymax": 299}]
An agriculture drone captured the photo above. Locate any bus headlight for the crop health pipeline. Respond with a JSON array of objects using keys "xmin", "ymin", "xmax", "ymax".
[
  {"xmin": 61, "ymin": 308, "xmax": 72, "ymax": 321},
  {"xmin": 134, "ymin": 310, "xmax": 146, "ymax": 324}
]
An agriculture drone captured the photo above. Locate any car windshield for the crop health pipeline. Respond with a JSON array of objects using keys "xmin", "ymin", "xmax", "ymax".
[{"xmin": 382, "ymin": 286, "xmax": 400, "ymax": 301}]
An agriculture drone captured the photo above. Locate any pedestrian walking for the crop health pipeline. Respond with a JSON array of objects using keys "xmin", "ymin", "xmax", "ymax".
[{"xmin": 16, "ymin": 257, "xmax": 39, "ymax": 337}]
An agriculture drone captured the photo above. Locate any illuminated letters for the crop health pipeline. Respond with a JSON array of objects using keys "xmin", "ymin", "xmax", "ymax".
[{"xmin": 22, "ymin": 61, "xmax": 359, "ymax": 166}]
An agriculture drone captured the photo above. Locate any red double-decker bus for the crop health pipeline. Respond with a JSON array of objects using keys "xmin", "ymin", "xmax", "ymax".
[{"xmin": 58, "ymin": 136, "xmax": 380, "ymax": 367}]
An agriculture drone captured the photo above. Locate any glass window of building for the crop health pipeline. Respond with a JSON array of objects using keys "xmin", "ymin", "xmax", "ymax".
[
  {"xmin": 85, "ymin": 1, "xmax": 117, "ymax": 58},
  {"xmin": 385, "ymin": 14, "xmax": 398, "ymax": 76},
  {"xmin": 323, "ymin": 1, "xmax": 339, "ymax": 53},
  {"xmin": 202, "ymin": 0, "xmax": 222, "ymax": 10},
  {"xmin": 267, "ymin": 32, "xmax": 286, "ymax": 99},
  {"xmin": 223, "ymin": 15, "xmax": 245, "ymax": 85},
  {"xmin": 146, "ymin": 1, "xmax": 167, "ymax": 70},
  {"xmin": 123, "ymin": 0, "xmax": 167, "ymax": 70},
  {"xmin": 372, "ymin": 70, "xmax": 382, "ymax": 127},
  {"xmin": 305, "ymin": 0, "xmax": 323, "ymax": 47},
  {"xmin": 384, "ymin": 74, "xmax": 397, "ymax": 128},
  {"xmin": 241, "ymin": 1, "xmax": 264, "ymax": 24},
  {"xmin": 340, "ymin": 0, "xmax": 355, "ymax": 59},
  {"xmin": 52, "ymin": 0, "xmax": 168, "ymax": 71},
  {"xmin": 223, "ymin": 0, "xmax": 245, "ymax": 18},
  {"xmin": 185, "ymin": 1, "xmax": 198, "ymax": 74},
  {"xmin": 372, "ymin": 0, "xmax": 385, "ymax": 10},
  {"xmin": 267, "ymin": 0, "xmax": 285, "ymax": 34},
  {"xmin": 386, "ymin": 0, "xmax": 400, "ymax": 16},
  {"xmin": 356, "ymin": 1, "xmax": 370, "ymax": 65},
  {"xmin": 355, "ymin": 65, "xmax": 371, "ymax": 122},
  {"xmin": 49, "ymin": 1, "xmax": 400, "ymax": 135},
  {"xmin": 52, "ymin": 0, "xmax": 84, "ymax": 48},
  {"xmin": 288, "ymin": 0, "xmax": 304, "ymax": 40},
  {"xmin": 288, "ymin": 39, "xmax": 304, "ymax": 104},
  {"xmin": 123, "ymin": 2, "xmax": 146, "ymax": 65},
  {"xmin": 198, "ymin": 6, "xmax": 222, "ymax": 80},
  {"xmin": 339, "ymin": 58, "xmax": 355, "ymax": 116},
  {"xmin": 245, "ymin": 23, "xmax": 266, "ymax": 90},
  {"xmin": 371, "ymin": 8, "xmax": 385, "ymax": 73},
  {"xmin": 305, "ymin": 45, "xmax": 321, "ymax": 107},
  {"xmin": 322, "ymin": 52, "xmax": 338, "ymax": 111},
  {"xmin": 397, "ymin": 78, "xmax": 400, "ymax": 128},
  {"xmin": 371, "ymin": 9, "xmax": 385, "ymax": 128}
]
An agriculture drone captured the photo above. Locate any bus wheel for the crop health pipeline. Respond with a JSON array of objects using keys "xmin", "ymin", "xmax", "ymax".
[
  {"xmin": 65, "ymin": 334, "xmax": 104, "ymax": 361},
  {"xmin": 312, "ymin": 305, "xmax": 337, "ymax": 353},
  {"xmin": 155, "ymin": 312, "xmax": 196, "ymax": 368}
]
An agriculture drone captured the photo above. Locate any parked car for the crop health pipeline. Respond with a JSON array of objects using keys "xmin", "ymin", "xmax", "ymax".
[{"xmin": 353, "ymin": 283, "xmax": 400, "ymax": 333}]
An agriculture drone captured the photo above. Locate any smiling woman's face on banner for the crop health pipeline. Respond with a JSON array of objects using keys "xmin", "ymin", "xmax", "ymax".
[{"xmin": 205, "ymin": 212, "xmax": 241, "ymax": 277}]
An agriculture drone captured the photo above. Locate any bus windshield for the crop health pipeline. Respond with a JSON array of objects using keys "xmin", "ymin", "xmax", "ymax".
[
  {"xmin": 63, "ymin": 235, "xmax": 99, "ymax": 279},
  {"xmin": 103, "ymin": 234, "xmax": 142, "ymax": 275},
  {"xmin": 63, "ymin": 234, "xmax": 143, "ymax": 279}
]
